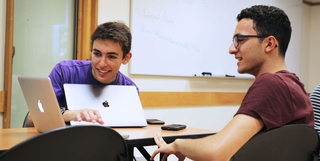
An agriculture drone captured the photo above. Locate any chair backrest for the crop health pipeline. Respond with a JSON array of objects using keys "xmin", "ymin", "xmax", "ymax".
[
  {"xmin": 0, "ymin": 125, "xmax": 128, "ymax": 161},
  {"xmin": 231, "ymin": 124, "xmax": 320, "ymax": 161},
  {"xmin": 22, "ymin": 111, "xmax": 32, "ymax": 128}
]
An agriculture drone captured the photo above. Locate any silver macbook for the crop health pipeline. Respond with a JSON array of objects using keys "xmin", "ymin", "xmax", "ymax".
[
  {"xmin": 17, "ymin": 76, "xmax": 132, "ymax": 138},
  {"xmin": 63, "ymin": 84, "xmax": 147, "ymax": 127},
  {"xmin": 18, "ymin": 76, "xmax": 66, "ymax": 133}
]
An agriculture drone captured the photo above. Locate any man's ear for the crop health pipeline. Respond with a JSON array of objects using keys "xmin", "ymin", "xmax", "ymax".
[
  {"xmin": 265, "ymin": 36, "xmax": 278, "ymax": 52},
  {"xmin": 122, "ymin": 52, "xmax": 132, "ymax": 65}
]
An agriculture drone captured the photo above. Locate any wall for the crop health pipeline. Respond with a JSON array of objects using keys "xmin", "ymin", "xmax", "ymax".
[
  {"xmin": 301, "ymin": 4, "xmax": 320, "ymax": 92},
  {"xmin": 0, "ymin": 0, "xmax": 6, "ymax": 128},
  {"xmin": 308, "ymin": 5, "xmax": 320, "ymax": 91},
  {"xmin": 301, "ymin": 4, "xmax": 311, "ymax": 90}
]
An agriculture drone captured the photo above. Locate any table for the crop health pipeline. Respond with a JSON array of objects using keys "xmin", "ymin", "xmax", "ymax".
[
  {"xmin": 0, "ymin": 125, "xmax": 216, "ymax": 160},
  {"xmin": 114, "ymin": 125, "xmax": 216, "ymax": 160}
]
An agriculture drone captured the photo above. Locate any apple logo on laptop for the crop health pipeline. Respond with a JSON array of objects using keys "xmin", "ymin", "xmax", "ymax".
[
  {"xmin": 37, "ymin": 100, "xmax": 45, "ymax": 112},
  {"xmin": 102, "ymin": 100, "xmax": 109, "ymax": 107}
]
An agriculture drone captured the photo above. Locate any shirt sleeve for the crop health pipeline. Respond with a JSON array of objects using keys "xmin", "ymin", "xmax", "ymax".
[
  {"xmin": 236, "ymin": 73, "xmax": 293, "ymax": 130},
  {"xmin": 310, "ymin": 84, "xmax": 320, "ymax": 130}
]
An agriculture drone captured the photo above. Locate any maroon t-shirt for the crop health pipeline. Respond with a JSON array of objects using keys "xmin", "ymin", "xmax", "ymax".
[{"xmin": 236, "ymin": 70, "xmax": 314, "ymax": 130}]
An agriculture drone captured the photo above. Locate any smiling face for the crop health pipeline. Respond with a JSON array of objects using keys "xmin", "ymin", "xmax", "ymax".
[
  {"xmin": 229, "ymin": 18, "xmax": 267, "ymax": 77},
  {"xmin": 91, "ymin": 38, "xmax": 131, "ymax": 84}
]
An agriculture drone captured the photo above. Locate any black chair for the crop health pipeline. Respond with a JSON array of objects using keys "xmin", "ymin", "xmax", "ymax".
[
  {"xmin": 0, "ymin": 125, "xmax": 128, "ymax": 161},
  {"xmin": 231, "ymin": 124, "xmax": 320, "ymax": 161},
  {"xmin": 22, "ymin": 111, "xmax": 32, "ymax": 127}
]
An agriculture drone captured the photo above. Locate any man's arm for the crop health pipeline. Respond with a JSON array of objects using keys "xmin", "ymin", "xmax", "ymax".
[{"xmin": 151, "ymin": 114, "xmax": 264, "ymax": 161}]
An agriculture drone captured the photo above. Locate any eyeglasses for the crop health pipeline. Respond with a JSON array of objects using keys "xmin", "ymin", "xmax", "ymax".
[{"xmin": 232, "ymin": 34, "xmax": 268, "ymax": 48}]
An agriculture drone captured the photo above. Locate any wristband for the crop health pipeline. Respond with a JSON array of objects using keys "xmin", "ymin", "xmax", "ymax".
[{"xmin": 60, "ymin": 107, "xmax": 66, "ymax": 115}]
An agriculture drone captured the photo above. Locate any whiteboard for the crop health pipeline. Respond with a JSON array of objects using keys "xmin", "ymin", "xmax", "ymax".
[{"xmin": 130, "ymin": 0, "xmax": 301, "ymax": 78}]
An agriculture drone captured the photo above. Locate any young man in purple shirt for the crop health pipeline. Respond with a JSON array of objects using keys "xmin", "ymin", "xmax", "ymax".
[{"xmin": 26, "ymin": 21, "xmax": 138, "ymax": 126}]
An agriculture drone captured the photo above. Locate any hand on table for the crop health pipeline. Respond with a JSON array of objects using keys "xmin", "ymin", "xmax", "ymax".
[
  {"xmin": 150, "ymin": 133, "xmax": 185, "ymax": 161},
  {"xmin": 66, "ymin": 109, "xmax": 104, "ymax": 125}
]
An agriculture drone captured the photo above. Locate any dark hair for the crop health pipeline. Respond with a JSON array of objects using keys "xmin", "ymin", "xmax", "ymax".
[
  {"xmin": 90, "ymin": 21, "xmax": 132, "ymax": 59},
  {"xmin": 237, "ymin": 5, "xmax": 291, "ymax": 57}
]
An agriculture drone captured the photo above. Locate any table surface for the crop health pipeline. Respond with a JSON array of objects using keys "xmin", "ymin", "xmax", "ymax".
[{"xmin": 0, "ymin": 125, "xmax": 216, "ymax": 150}]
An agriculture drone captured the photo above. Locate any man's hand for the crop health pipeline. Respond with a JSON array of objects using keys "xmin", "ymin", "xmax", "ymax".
[
  {"xmin": 64, "ymin": 109, "xmax": 104, "ymax": 125},
  {"xmin": 150, "ymin": 133, "xmax": 185, "ymax": 161}
]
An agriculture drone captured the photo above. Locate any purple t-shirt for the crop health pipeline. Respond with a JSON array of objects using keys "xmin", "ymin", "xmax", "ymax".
[
  {"xmin": 48, "ymin": 60, "xmax": 138, "ymax": 109},
  {"xmin": 236, "ymin": 70, "xmax": 314, "ymax": 130}
]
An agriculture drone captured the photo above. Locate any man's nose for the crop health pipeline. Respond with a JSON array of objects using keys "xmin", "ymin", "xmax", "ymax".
[{"xmin": 229, "ymin": 43, "xmax": 237, "ymax": 55}]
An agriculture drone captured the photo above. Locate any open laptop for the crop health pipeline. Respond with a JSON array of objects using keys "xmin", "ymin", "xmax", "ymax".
[
  {"xmin": 17, "ymin": 76, "xmax": 137, "ymax": 138},
  {"xmin": 63, "ymin": 84, "xmax": 147, "ymax": 127},
  {"xmin": 17, "ymin": 76, "xmax": 66, "ymax": 133}
]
